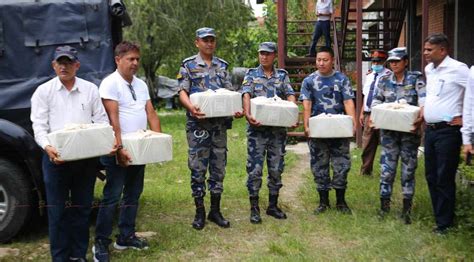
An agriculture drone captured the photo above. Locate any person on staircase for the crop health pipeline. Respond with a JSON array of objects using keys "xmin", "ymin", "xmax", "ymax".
[
  {"xmin": 241, "ymin": 42, "xmax": 297, "ymax": 224},
  {"xmin": 307, "ymin": 0, "xmax": 333, "ymax": 57}
]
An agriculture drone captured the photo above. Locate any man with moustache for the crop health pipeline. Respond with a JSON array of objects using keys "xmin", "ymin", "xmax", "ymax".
[
  {"xmin": 93, "ymin": 41, "xmax": 162, "ymax": 261},
  {"xmin": 423, "ymin": 33, "xmax": 469, "ymax": 234}
]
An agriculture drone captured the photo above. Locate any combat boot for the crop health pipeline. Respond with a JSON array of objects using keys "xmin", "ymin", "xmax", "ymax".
[
  {"xmin": 401, "ymin": 198, "xmax": 412, "ymax": 224},
  {"xmin": 249, "ymin": 196, "xmax": 262, "ymax": 224},
  {"xmin": 192, "ymin": 197, "xmax": 206, "ymax": 230},
  {"xmin": 266, "ymin": 194, "xmax": 287, "ymax": 219},
  {"xmin": 207, "ymin": 193, "xmax": 230, "ymax": 228},
  {"xmin": 335, "ymin": 189, "xmax": 352, "ymax": 214},
  {"xmin": 378, "ymin": 198, "xmax": 391, "ymax": 219},
  {"xmin": 315, "ymin": 190, "xmax": 330, "ymax": 214}
]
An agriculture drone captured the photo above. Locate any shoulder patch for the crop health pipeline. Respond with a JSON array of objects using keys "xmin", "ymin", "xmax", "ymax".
[
  {"xmin": 182, "ymin": 55, "xmax": 197, "ymax": 64},
  {"xmin": 216, "ymin": 57, "xmax": 229, "ymax": 66}
]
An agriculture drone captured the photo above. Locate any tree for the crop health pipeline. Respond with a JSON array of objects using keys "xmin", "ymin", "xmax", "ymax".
[{"xmin": 124, "ymin": 0, "xmax": 253, "ymax": 103}]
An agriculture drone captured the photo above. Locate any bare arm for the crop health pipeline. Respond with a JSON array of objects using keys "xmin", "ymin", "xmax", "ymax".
[
  {"xmin": 303, "ymin": 100, "xmax": 312, "ymax": 137},
  {"xmin": 145, "ymin": 100, "xmax": 161, "ymax": 132},
  {"xmin": 179, "ymin": 90, "xmax": 205, "ymax": 119},
  {"xmin": 102, "ymin": 98, "xmax": 131, "ymax": 166},
  {"xmin": 243, "ymin": 93, "xmax": 260, "ymax": 126},
  {"xmin": 343, "ymin": 99, "xmax": 356, "ymax": 135}
]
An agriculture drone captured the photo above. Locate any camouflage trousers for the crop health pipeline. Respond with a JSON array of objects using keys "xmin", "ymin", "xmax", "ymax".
[
  {"xmin": 246, "ymin": 127, "xmax": 287, "ymax": 197},
  {"xmin": 186, "ymin": 123, "xmax": 227, "ymax": 198},
  {"xmin": 308, "ymin": 138, "xmax": 351, "ymax": 191},
  {"xmin": 379, "ymin": 130, "xmax": 420, "ymax": 199}
]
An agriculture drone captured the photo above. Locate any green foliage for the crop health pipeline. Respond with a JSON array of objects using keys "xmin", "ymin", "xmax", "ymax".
[{"xmin": 124, "ymin": 0, "xmax": 254, "ymax": 94}]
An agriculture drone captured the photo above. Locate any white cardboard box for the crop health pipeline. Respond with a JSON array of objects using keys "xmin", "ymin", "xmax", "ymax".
[
  {"xmin": 250, "ymin": 96, "xmax": 299, "ymax": 127},
  {"xmin": 371, "ymin": 102, "xmax": 420, "ymax": 133},
  {"xmin": 189, "ymin": 89, "xmax": 242, "ymax": 118},
  {"xmin": 309, "ymin": 114, "xmax": 353, "ymax": 138},
  {"xmin": 47, "ymin": 123, "xmax": 115, "ymax": 161},
  {"xmin": 122, "ymin": 130, "xmax": 173, "ymax": 165}
]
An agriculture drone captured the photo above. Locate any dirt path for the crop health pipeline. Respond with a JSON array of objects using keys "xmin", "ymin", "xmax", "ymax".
[{"xmin": 281, "ymin": 142, "xmax": 310, "ymax": 211}]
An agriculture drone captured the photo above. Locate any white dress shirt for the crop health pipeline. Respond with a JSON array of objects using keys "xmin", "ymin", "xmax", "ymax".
[
  {"xmin": 423, "ymin": 56, "xmax": 470, "ymax": 124},
  {"xmin": 31, "ymin": 77, "xmax": 109, "ymax": 149},
  {"xmin": 461, "ymin": 66, "xmax": 474, "ymax": 144},
  {"xmin": 362, "ymin": 68, "xmax": 391, "ymax": 112},
  {"xmin": 99, "ymin": 70, "xmax": 150, "ymax": 134},
  {"xmin": 316, "ymin": 0, "xmax": 333, "ymax": 21}
]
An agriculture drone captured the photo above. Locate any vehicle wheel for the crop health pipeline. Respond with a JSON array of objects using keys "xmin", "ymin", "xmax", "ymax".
[{"xmin": 0, "ymin": 158, "xmax": 33, "ymax": 243}]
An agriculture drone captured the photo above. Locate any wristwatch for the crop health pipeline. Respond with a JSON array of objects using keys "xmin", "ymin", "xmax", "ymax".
[{"xmin": 117, "ymin": 144, "xmax": 124, "ymax": 151}]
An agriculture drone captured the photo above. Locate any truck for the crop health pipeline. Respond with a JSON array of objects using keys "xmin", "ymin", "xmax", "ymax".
[{"xmin": 0, "ymin": 0, "xmax": 130, "ymax": 243}]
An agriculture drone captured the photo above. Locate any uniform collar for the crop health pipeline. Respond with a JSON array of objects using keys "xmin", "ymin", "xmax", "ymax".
[
  {"xmin": 256, "ymin": 65, "xmax": 276, "ymax": 78},
  {"xmin": 315, "ymin": 70, "xmax": 335, "ymax": 78},
  {"xmin": 196, "ymin": 53, "xmax": 218, "ymax": 67},
  {"xmin": 389, "ymin": 70, "xmax": 407, "ymax": 85}
]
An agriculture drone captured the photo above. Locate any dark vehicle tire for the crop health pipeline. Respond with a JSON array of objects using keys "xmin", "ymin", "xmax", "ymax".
[{"xmin": 0, "ymin": 158, "xmax": 33, "ymax": 243}]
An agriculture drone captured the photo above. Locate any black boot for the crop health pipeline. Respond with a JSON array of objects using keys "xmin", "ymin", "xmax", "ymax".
[
  {"xmin": 401, "ymin": 198, "xmax": 412, "ymax": 225},
  {"xmin": 335, "ymin": 189, "xmax": 352, "ymax": 214},
  {"xmin": 207, "ymin": 193, "xmax": 230, "ymax": 228},
  {"xmin": 315, "ymin": 190, "xmax": 330, "ymax": 214},
  {"xmin": 192, "ymin": 197, "xmax": 206, "ymax": 230},
  {"xmin": 249, "ymin": 196, "xmax": 262, "ymax": 224},
  {"xmin": 266, "ymin": 194, "xmax": 287, "ymax": 219},
  {"xmin": 378, "ymin": 198, "xmax": 391, "ymax": 218}
]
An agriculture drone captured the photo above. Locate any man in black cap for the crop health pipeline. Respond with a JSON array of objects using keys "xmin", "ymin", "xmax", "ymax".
[
  {"xmin": 359, "ymin": 50, "xmax": 391, "ymax": 176},
  {"xmin": 31, "ymin": 45, "xmax": 110, "ymax": 261}
]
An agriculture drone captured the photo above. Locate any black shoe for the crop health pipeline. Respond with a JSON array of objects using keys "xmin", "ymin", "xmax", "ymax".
[
  {"xmin": 92, "ymin": 239, "xmax": 110, "ymax": 262},
  {"xmin": 432, "ymin": 226, "xmax": 452, "ymax": 235},
  {"xmin": 208, "ymin": 193, "xmax": 230, "ymax": 228},
  {"xmin": 378, "ymin": 198, "xmax": 391, "ymax": 219},
  {"xmin": 401, "ymin": 198, "xmax": 412, "ymax": 225},
  {"xmin": 315, "ymin": 190, "xmax": 330, "ymax": 214},
  {"xmin": 249, "ymin": 196, "xmax": 262, "ymax": 224},
  {"xmin": 114, "ymin": 234, "xmax": 149, "ymax": 250},
  {"xmin": 266, "ymin": 194, "xmax": 287, "ymax": 219},
  {"xmin": 192, "ymin": 197, "xmax": 206, "ymax": 230},
  {"xmin": 335, "ymin": 189, "xmax": 352, "ymax": 214}
]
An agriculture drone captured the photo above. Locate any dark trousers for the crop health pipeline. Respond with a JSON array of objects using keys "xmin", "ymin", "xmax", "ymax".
[
  {"xmin": 42, "ymin": 155, "xmax": 97, "ymax": 262},
  {"xmin": 95, "ymin": 156, "xmax": 145, "ymax": 242},
  {"xmin": 424, "ymin": 125, "xmax": 462, "ymax": 229},
  {"xmin": 360, "ymin": 113, "xmax": 379, "ymax": 175},
  {"xmin": 309, "ymin": 20, "xmax": 331, "ymax": 55}
]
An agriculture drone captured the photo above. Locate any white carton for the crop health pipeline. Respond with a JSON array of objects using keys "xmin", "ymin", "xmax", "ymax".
[
  {"xmin": 371, "ymin": 102, "xmax": 420, "ymax": 133},
  {"xmin": 250, "ymin": 96, "xmax": 299, "ymax": 127},
  {"xmin": 122, "ymin": 130, "xmax": 173, "ymax": 165},
  {"xmin": 47, "ymin": 123, "xmax": 114, "ymax": 161},
  {"xmin": 189, "ymin": 89, "xmax": 242, "ymax": 118},
  {"xmin": 309, "ymin": 114, "xmax": 353, "ymax": 138}
]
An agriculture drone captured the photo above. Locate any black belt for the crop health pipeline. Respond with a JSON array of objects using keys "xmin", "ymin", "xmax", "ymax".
[
  {"xmin": 363, "ymin": 111, "xmax": 371, "ymax": 115},
  {"xmin": 425, "ymin": 122, "xmax": 458, "ymax": 130}
]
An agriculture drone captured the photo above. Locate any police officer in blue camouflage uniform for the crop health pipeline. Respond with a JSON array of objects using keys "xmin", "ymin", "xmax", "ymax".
[
  {"xmin": 300, "ymin": 46, "xmax": 356, "ymax": 214},
  {"xmin": 241, "ymin": 42, "xmax": 297, "ymax": 224},
  {"xmin": 371, "ymin": 47, "xmax": 426, "ymax": 224},
  {"xmin": 178, "ymin": 27, "xmax": 244, "ymax": 230}
]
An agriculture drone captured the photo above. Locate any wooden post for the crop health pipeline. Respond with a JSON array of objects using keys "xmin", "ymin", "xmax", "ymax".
[
  {"xmin": 277, "ymin": 0, "xmax": 287, "ymax": 69},
  {"xmin": 356, "ymin": 0, "xmax": 363, "ymax": 147}
]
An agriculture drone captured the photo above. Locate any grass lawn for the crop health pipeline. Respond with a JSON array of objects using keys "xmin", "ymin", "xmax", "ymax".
[{"xmin": 2, "ymin": 110, "xmax": 474, "ymax": 261}]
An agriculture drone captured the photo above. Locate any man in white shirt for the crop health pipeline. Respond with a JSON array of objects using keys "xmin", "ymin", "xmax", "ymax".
[
  {"xmin": 359, "ymin": 50, "xmax": 390, "ymax": 176},
  {"xmin": 461, "ymin": 67, "xmax": 474, "ymax": 160},
  {"xmin": 93, "ymin": 41, "xmax": 161, "ymax": 261},
  {"xmin": 307, "ymin": 0, "xmax": 333, "ymax": 56},
  {"xmin": 423, "ymin": 33, "xmax": 470, "ymax": 234},
  {"xmin": 30, "ymin": 45, "xmax": 110, "ymax": 262}
]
